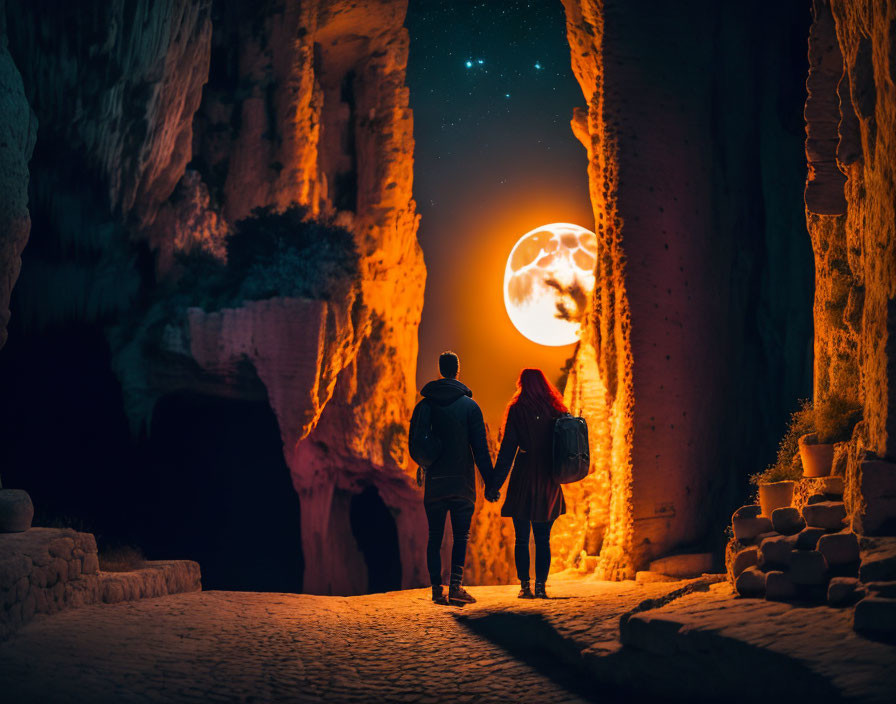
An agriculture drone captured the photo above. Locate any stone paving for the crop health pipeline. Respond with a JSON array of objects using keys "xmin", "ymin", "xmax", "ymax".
[
  {"xmin": 0, "ymin": 577, "xmax": 681, "ymax": 703},
  {"xmin": 620, "ymin": 582, "xmax": 896, "ymax": 703},
  {"xmin": 2, "ymin": 574, "xmax": 894, "ymax": 702}
]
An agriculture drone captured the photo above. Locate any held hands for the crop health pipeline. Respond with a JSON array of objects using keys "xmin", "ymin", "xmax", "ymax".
[{"xmin": 485, "ymin": 487, "xmax": 501, "ymax": 503}]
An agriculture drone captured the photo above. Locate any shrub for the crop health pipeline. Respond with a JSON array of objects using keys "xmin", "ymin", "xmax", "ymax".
[
  {"xmin": 750, "ymin": 398, "xmax": 814, "ymax": 486},
  {"xmin": 173, "ymin": 205, "xmax": 360, "ymax": 310},
  {"xmin": 815, "ymin": 395, "xmax": 862, "ymax": 444},
  {"xmin": 226, "ymin": 205, "xmax": 359, "ymax": 302}
]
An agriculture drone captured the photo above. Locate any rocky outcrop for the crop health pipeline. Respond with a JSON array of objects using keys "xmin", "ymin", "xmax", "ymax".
[
  {"xmin": 560, "ymin": 0, "xmax": 814, "ymax": 577},
  {"xmin": 113, "ymin": 293, "xmax": 367, "ymax": 439},
  {"xmin": 0, "ymin": 1, "xmax": 36, "ymax": 349},
  {"xmin": 7, "ymin": 0, "xmax": 212, "ymax": 226},
  {"xmin": 3, "ymin": 0, "xmax": 213, "ymax": 331},
  {"xmin": 806, "ymin": 0, "xmax": 896, "ymax": 537},
  {"xmin": 235, "ymin": 0, "xmax": 426, "ymax": 594},
  {"xmin": 153, "ymin": 0, "xmax": 426, "ymax": 594},
  {"xmin": 3, "ymin": 0, "xmax": 423, "ymax": 595}
]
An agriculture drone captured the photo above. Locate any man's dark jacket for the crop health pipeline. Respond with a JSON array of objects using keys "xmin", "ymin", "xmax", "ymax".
[{"xmin": 411, "ymin": 378, "xmax": 493, "ymax": 505}]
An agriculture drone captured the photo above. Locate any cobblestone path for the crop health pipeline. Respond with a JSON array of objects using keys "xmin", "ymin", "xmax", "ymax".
[{"xmin": 0, "ymin": 578, "xmax": 681, "ymax": 703}]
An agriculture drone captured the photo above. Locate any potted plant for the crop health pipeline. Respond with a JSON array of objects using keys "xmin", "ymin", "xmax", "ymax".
[
  {"xmin": 799, "ymin": 396, "xmax": 861, "ymax": 478},
  {"xmin": 751, "ymin": 400, "xmax": 813, "ymax": 516}
]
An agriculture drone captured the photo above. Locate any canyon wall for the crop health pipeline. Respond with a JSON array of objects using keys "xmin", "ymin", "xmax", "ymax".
[
  {"xmin": 560, "ymin": 0, "xmax": 814, "ymax": 577},
  {"xmin": 809, "ymin": 0, "xmax": 896, "ymax": 535},
  {"xmin": 2, "ymin": 0, "xmax": 425, "ymax": 594},
  {"xmin": 0, "ymin": 0, "xmax": 36, "ymax": 350}
]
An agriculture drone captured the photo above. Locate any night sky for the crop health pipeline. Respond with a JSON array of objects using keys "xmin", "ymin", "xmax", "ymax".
[{"xmin": 405, "ymin": 0, "xmax": 592, "ymax": 427}]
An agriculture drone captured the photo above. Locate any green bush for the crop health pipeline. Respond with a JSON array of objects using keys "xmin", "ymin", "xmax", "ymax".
[
  {"xmin": 174, "ymin": 205, "xmax": 360, "ymax": 310},
  {"xmin": 815, "ymin": 395, "xmax": 862, "ymax": 444},
  {"xmin": 750, "ymin": 399, "xmax": 814, "ymax": 486}
]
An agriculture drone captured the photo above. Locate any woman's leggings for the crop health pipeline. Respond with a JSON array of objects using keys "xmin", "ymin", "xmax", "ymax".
[{"xmin": 511, "ymin": 517, "xmax": 555, "ymax": 583}]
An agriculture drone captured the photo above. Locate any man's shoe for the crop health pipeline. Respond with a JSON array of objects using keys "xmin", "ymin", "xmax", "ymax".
[
  {"xmin": 534, "ymin": 581, "xmax": 548, "ymax": 599},
  {"xmin": 518, "ymin": 580, "xmax": 534, "ymax": 598},
  {"xmin": 448, "ymin": 584, "xmax": 477, "ymax": 604},
  {"xmin": 432, "ymin": 586, "xmax": 448, "ymax": 605}
]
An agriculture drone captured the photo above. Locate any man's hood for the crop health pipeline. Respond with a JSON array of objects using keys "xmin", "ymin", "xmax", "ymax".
[{"xmin": 420, "ymin": 378, "xmax": 473, "ymax": 404}]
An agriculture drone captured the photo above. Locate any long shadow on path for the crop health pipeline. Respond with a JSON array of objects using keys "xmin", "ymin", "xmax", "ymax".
[
  {"xmin": 455, "ymin": 610, "xmax": 648, "ymax": 704},
  {"xmin": 456, "ymin": 608, "xmax": 847, "ymax": 703}
]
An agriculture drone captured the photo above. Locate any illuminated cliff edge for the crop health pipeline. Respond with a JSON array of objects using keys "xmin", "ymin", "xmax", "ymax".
[{"xmin": 557, "ymin": 0, "xmax": 815, "ymax": 578}]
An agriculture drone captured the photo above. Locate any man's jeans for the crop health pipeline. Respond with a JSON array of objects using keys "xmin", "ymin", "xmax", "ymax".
[{"xmin": 424, "ymin": 497, "xmax": 474, "ymax": 587}]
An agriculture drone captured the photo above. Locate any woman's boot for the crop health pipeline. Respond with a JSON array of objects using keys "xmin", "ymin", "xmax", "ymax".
[
  {"xmin": 534, "ymin": 581, "xmax": 548, "ymax": 599},
  {"xmin": 518, "ymin": 580, "xmax": 534, "ymax": 598}
]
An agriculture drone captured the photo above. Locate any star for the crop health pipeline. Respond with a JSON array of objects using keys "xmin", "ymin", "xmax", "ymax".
[
  {"xmin": 534, "ymin": 62, "xmax": 542, "ymax": 69},
  {"xmin": 465, "ymin": 60, "xmax": 473, "ymax": 68}
]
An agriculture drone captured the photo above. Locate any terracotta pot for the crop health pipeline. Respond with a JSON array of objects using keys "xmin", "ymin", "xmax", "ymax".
[
  {"xmin": 0, "ymin": 489, "xmax": 34, "ymax": 533},
  {"xmin": 799, "ymin": 433, "xmax": 834, "ymax": 478},
  {"xmin": 758, "ymin": 480, "xmax": 795, "ymax": 517}
]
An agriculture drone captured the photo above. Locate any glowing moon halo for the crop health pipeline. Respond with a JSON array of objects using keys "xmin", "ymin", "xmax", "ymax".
[{"xmin": 503, "ymin": 223, "xmax": 597, "ymax": 346}]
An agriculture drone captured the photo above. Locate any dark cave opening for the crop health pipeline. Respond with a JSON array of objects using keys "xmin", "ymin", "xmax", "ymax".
[
  {"xmin": 146, "ymin": 393, "xmax": 304, "ymax": 593},
  {"xmin": 350, "ymin": 485, "xmax": 402, "ymax": 593},
  {"xmin": 0, "ymin": 317, "xmax": 305, "ymax": 592}
]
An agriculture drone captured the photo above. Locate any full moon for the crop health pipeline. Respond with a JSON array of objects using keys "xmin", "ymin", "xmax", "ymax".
[{"xmin": 503, "ymin": 223, "xmax": 597, "ymax": 346}]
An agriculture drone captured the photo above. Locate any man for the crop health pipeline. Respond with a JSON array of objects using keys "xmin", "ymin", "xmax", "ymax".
[{"xmin": 410, "ymin": 351, "xmax": 495, "ymax": 605}]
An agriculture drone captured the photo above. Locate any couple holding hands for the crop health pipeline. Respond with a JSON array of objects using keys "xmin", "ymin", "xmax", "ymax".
[{"xmin": 410, "ymin": 352, "xmax": 568, "ymax": 606}]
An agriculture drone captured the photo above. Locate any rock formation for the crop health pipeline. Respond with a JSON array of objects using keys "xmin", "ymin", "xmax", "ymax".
[
  {"xmin": 559, "ymin": 0, "xmax": 815, "ymax": 577},
  {"xmin": 0, "ymin": 0, "xmax": 36, "ymax": 350},
  {"xmin": 2, "ymin": 0, "xmax": 425, "ymax": 595},
  {"xmin": 807, "ymin": 0, "xmax": 896, "ymax": 535}
]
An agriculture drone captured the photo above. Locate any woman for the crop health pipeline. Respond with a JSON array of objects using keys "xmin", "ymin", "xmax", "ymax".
[{"xmin": 488, "ymin": 368, "xmax": 567, "ymax": 599}]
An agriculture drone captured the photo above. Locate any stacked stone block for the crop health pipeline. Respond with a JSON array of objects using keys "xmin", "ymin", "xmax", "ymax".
[
  {"xmin": 728, "ymin": 479, "xmax": 858, "ymax": 603},
  {"xmin": 727, "ymin": 477, "xmax": 896, "ymax": 637}
]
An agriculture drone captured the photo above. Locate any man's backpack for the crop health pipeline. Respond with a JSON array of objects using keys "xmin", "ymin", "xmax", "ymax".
[
  {"xmin": 552, "ymin": 413, "xmax": 590, "ymax": 483},
  {"xmin": 408, "ymin": 399, "xmax": 443, "ymax": 470}
]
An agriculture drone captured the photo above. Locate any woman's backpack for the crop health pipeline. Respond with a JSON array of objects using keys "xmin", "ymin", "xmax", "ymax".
[
  {"xmin": 408, "ymin": 399, "xmax": 443, "ymax": 470},
  {"xmin": 552, "ymin": 413, "xmax": 590, "ymax": 483}
]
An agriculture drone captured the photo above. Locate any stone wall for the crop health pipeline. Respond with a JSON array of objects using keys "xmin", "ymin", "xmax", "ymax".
[
  {"xmin": 560, "ymin": 0, "xmax": 814, "ymax": 577},
  {"xmin": 0, "ymin": 527, "xmax": 200, "ymax": 641}
]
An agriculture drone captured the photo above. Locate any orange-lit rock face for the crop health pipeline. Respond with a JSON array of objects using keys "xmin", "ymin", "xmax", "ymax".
[
  {"xmin": 559, "ymin": 0, "xmax": 635, "ymax": 579},
  {"xmin": 5, "ymin": 0, "xmax": 423, "ymax": 595},
  {"xmin": 560, "ymin": 0, "xmax": 816, "ymax": 577},
  {"xmin": 806, "ymin": 0, "xmax": 896, "ymax": 533},
  {"xmin": 187, "ymin": 0, "xmax": 426, "ymax": 594}
]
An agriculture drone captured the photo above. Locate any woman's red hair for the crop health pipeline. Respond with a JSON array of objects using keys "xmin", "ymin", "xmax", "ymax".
[{"xmin": 501, "ymin": 368, "xmax": 568, "ymax": 433}]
